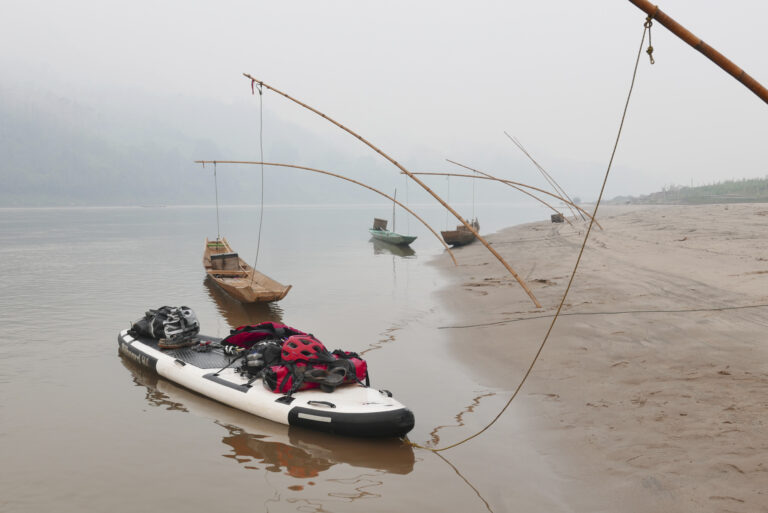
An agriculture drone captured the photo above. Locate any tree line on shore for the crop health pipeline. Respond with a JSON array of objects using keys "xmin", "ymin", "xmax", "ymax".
[{"xmin": 610, "ymin": 176, "xmax": 768, "ymax": 205}]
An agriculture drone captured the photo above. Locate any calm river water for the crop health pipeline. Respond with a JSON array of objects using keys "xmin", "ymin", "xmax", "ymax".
[{"xmin": 0, "ymin": 203, "xmax": 554, "ymax": 513}]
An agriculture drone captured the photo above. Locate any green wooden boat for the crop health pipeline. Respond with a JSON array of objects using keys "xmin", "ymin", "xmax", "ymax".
[
  {"xmin": 369, "ymin": 226, "xmax": 417, "ymax": 246},
  {"xmin": 368, "ymin": 189, "xmax": 417, "ymax": 246}
]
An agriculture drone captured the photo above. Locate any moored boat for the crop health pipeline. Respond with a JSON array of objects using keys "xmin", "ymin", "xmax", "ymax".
[
  {"xmin": 368, "ymin": 188, "xmax": 417, "ymax": 247},
  {"xmin": 368, "ymin": 218, "xmax": 417, "ymax": 246},
  {"xmin": 441, "ymin": 218, "xmax": 480, "ymax": 247},
  {"xmin": 204, "ymin": 237, "xmax": 291, "ymax": 303}
]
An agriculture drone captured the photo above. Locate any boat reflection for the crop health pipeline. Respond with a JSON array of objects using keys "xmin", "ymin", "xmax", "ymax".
[
  {"xmin": 204, "ymin": 275, "xmax": 284, "ymax": 327},
  {"xmin": 369, "ymin": 238, "xmax": 416, "ymax": 258},
  {"xmin": 121, "ymin": 357, "xmax": 415, "ymax": 477}
]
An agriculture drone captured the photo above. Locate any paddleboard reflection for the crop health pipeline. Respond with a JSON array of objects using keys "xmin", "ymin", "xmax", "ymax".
[{"xmin": 121, "ymin": 357, "xmax": 415, "ymax": 477}]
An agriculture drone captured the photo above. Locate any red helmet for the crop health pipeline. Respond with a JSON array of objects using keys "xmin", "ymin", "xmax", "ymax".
[{"xmin": 281, "ymin": 335, "xmax": 333, "ymax": 363}]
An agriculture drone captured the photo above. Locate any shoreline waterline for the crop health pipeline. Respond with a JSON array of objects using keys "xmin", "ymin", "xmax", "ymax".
[{"xmin": 429, "ymin": 203, "xmax": 768, "ymax": 512}]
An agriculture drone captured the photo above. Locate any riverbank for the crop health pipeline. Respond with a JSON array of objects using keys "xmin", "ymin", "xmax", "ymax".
[{"xmin": 433, "ymin": 203, "xmax": 768, "ymax": 512}]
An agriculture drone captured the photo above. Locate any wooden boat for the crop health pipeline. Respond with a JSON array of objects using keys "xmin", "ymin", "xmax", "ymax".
[
  {"xmin": 368, "ymin": 218, "xmax": 417, "ymax": 246},
  {"xmin": 368, "ymin": 189, "xmax": 417, "ymax": 246},
  {"xmin": 441, "ymin": 218, "xmax": 480, "ymax": 247},
  {"xmin": 203, "ymin": 237, "xmax": 291, "ymax": 303}
]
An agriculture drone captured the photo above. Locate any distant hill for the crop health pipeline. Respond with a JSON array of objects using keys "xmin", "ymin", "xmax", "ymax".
[
  {"xmin": 1, "ymin": 83, "xmax": 605, "ymax": 209},
  {"xmin": 610, "ymin": 177, "xmax": 768, "ymax": 205},
  {"xmin": 0, "ymin": 84, "xmax": 403, "ymax": 207}
]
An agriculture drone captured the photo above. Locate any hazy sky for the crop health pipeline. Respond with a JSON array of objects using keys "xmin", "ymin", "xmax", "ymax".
[{"xmin": 2, "ymin": 0, "xmax": 766, "ymax": 199}]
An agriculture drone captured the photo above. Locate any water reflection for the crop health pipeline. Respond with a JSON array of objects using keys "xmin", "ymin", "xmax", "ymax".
[
  {"xmin": 204, "ymin": 276, "xmax": 284, "ymax": 327},
  {"xmin": 121, "ymin": 357, "xmax": 415, "ymax": 479},
  {"xmin": 369, "ymin": 238, "xmax": 416, "ymax": 258},
  {"xmin": 220, "ymin": 423, "xmax": 333, "ymax": 477},
  {"xmin": 427, "ymin": 391, "xmax": 497, "ymax": 448},
  {"xmin": 435, "ymin": 451, "xmax": 495, "ymax": 513}
]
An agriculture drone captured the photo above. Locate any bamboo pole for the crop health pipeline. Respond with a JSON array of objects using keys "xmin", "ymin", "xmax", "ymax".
[
  {"xmin": 504, "ymin": 133, "xmax": 585, "ymax": 222},
  {"xmin": 413, "ymin": 169, "xmax": 603, "ymax": 231},
  {"xmin": 446, "ymin": 160, "xmax": 574, "ymax": 229},
  {"xmin": 195, "ymin": 160, "xmax": 458, "ymax": 265},
  {"xmin": 447, "ymin": 160, "xmax": 602, "ymax": 229},
  {"xmin": 243, "ymin": 73, "xmax": 542, "ymax": 308},
  {"xmin": 627, "ymin": 0, "xmax": 768, "ymax": 105},
  {"xmin": 444, "ymin": 162, "xmax": 576, "ymax": 229}
]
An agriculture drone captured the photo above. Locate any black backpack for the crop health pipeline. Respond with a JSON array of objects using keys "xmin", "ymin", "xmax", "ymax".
[{"xmin": 129, "ymin": 306, "xmax": 200, "ymax": 344}]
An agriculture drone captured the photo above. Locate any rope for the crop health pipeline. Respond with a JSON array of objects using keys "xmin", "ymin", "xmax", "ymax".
[
  {"xmin": 251, "ymin": 82, "xmax": 266, "ymax": 282},
  {"xmin": 472, "ymin": 169, "xmax": 476, "ymax": 220},
  {"xmin": 445, "ymin": 175, "xmax": 450, "ymax": 230},
  {"xmin": 214, "ymin": 162, "xmax": 221, "ymax": 240},
  {"xmin": 438, "ymin": 303, "xmax": 768, "ymax": 330},
  {"xmin": 645, "ymin": 15, "xmax": 655, "ymax": 64},
  {"xmin": 405, "ymin": 171, "xmax": 410, "ymax": 234},
  {"xmin": 434, "ymin": 451, "xmax": 495, "ymax": 513},
  {"xmin": 409, "ymin": 18, "xmax": 651, "ymax": 454}
]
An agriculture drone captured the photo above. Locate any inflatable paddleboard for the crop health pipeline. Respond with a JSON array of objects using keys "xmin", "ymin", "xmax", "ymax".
[{"xmin": 118, "ymin": 329, "xmax": 415, "ymax": 437}]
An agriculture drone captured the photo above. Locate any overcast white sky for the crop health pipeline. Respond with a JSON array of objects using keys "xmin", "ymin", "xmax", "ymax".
[{"xmin": 1, "ymin": 0, "xmax": 766, "ymax": 199}]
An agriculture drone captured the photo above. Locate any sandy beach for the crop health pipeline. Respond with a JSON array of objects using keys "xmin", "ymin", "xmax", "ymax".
[{"xmin": 433, "ymin": 203, "xmax": 768, "ymax": 512}]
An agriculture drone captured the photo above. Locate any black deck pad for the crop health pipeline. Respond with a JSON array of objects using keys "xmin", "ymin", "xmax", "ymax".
[{"xmin": 130, "ymin": 333, "xmax": 233, "ymax": 369}]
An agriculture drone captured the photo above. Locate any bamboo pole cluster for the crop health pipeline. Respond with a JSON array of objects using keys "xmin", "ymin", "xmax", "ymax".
[
  {"xmin": 241, "ymin": 73, "xmax": 543, "ymax": 308},
  {"xmin": 195, "ymin": 160, "xmax": 458, "ymax": 265}
]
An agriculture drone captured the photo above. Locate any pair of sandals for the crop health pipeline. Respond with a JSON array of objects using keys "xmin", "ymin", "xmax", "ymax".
[{"xmin": 303, "ymin": 366, "xmax": 347, "ymax": 392}]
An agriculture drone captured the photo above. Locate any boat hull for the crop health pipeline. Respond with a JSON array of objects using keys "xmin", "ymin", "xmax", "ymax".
[
  {"xmin": 441, "ymin": 229, "xmax": 476, "ymax": 246},
  {"xmin": 368, "ymin": 229, "xmax": 417, "ymax": 246},
  {"xmin": 209, "ymin": 275, "xmax": 292, "ymax": 302},
  {"xmin": 441, "ymin": 219, "xmax": 479, "ymax": 247}
]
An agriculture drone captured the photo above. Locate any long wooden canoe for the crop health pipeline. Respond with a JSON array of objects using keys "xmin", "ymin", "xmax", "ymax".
[{"xmin": 203, "ymin": 237, "xmax": 291, "ymax": 303}]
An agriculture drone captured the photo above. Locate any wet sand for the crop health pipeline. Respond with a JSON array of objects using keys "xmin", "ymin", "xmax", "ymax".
[{"xmin": 433, "ymin": 204, "xmax": 768, "ymax": 512}]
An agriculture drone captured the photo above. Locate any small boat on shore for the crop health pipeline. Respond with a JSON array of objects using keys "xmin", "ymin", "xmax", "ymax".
[
  {"xmin": 441, "ymin": 218, "xmax": 480, "ymax": 247},
  {"xmin": 204, "ymin": 237, "xmax": 291, "ymax": 303}
]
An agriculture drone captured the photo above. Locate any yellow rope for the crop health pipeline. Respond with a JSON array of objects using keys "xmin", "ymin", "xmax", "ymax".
[{"xmin": 408, "ymin": 17, "xmax": 652, "ymax": 453}]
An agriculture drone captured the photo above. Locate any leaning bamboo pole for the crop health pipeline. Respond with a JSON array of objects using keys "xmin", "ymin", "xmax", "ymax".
[
  {"xmin": 413, "ymin": 168, "xmax": 603, "ymax": 231},
  {"xmin": 627, "ymin": 0, "xmax": 768, "ymax": 105},
  {"xmin": 504, "ymin": 133, "xmax": 585, "ymax": 222},
  {"xmin": 195, "ymin": 160, "xmax": 458, "ymax": 265},
  {"xmin": 243, "ymin": 73, "xmax": 542, "ymax": 308},
  {"xmin": 446, "ymin": 160, "xmax": 574, "ymax": 228},
  {"xmin": 447, "ymin": 160, "xmax": 602, "ymax": 229},
  {"xmin": 435, "ymin": 165, "xmax": 575, "ymax": 229}
]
